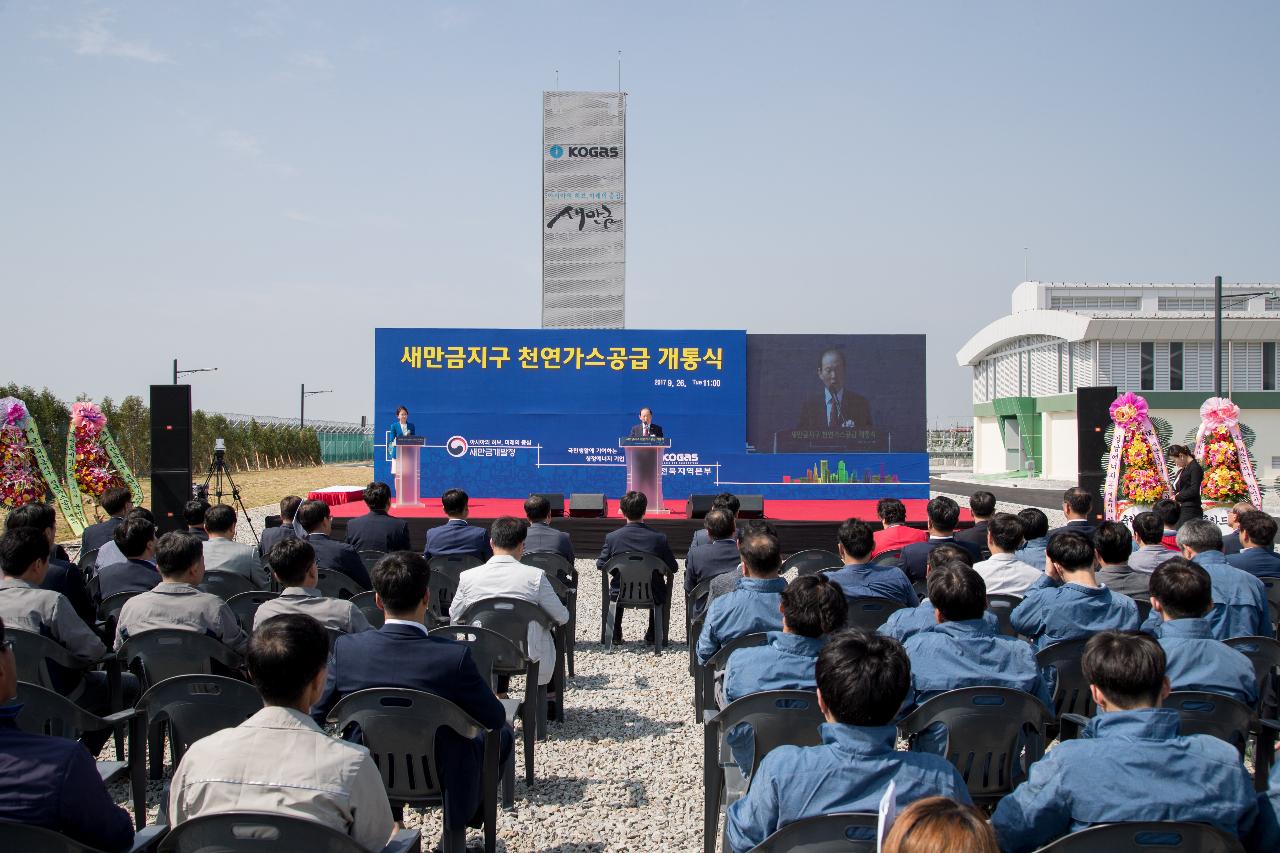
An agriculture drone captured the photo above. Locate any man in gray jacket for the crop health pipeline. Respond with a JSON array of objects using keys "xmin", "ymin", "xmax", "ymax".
[{"xmin": 202, "ymin": 504, "xmax": 269, "ymax": 589}]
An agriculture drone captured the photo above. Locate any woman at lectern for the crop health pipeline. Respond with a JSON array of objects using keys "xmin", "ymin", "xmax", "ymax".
[{"xmin": 389, "ymin": 406, "xmax": 416, "ymax": 474}]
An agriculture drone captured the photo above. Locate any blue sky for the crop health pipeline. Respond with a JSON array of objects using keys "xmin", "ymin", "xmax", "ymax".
[{"xmin": 3, "ymin": 1, "xmax": 1278, "ymax": 426}]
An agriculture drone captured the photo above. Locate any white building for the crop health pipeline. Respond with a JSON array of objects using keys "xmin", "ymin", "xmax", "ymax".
[{"xmin": 957, "ymin": 281, "xmax": 1280, "ymax": 481}]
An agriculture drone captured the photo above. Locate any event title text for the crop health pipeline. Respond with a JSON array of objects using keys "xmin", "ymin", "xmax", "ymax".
[{"xmin": 400, "ymin": 345, "xmax": 725, "ymax": 371}]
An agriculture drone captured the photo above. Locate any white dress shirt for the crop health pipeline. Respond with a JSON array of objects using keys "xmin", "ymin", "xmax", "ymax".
[{"xmin": 972, "ymin": 552, "xmax": 1043, "ymax": 597}]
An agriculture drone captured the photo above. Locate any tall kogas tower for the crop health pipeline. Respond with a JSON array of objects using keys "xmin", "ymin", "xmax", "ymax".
[{"xmin": 541, "ymin": 91, "xmax": 626, "ymax": 329}]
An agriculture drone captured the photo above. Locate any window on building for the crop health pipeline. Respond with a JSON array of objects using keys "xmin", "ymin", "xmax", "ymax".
[
  {"xmin": 1170, "ymin": 342, "xmax": 1183, "ymax": 391},
  {"xmin": 1158, "ymin": 296, "xmax": 1217, "ymax": 312},
  {"xmin": 1266, "ymin": 297, "xmax": 1280, "ymax": 312},
  {"xmin": 1266, "ymin": 342, "xmax": 1276, "ymax": 391},
  {"xmin": 1140, "ymin": 342, "xmax": 1154, "ymax": 390},
  {"xmin": 1048, "ymin": 295, "xmax": 1141, "ymax": 312}
]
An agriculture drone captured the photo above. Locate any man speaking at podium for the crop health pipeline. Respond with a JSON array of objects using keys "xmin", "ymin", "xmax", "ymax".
[{"xmin": 629, "ymin": 407, "xmax": 664, "ymax": 439}]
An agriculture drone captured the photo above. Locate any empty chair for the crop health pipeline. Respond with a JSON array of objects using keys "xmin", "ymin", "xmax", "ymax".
[
  {"xmin": 225, "ymin": 590, "xmax": 279, "ymax": 632},
  {"xmin": 1026, "ymin": 821, "xmax": 1246, "ymax": 853},
  {"xmin": 315, "ymin": 568, "xmax": 362, "ymax": 600},
  {"xmin": 844, "ymin": 597, "xmax": 906, "ymax": 632},
  {"xmin": 745, "ymin": 812, "xmax": 878, "ymax": 853},
  {"xmin": 155, "ymin": 811, "xmax": 420, "ymax": 853},
  {"xmin": 1035, "ymin": 638, "xmax": 1095, "ymax": 721},
  {"xmin": 197, "ymin": 569, "xmax": 255, "ymax": 600},
  {"xmin": 134, "ymin": 674, "xmax": 263, "ymax": 779},
  {"xmin": 358, "ymin": 549, "xmax": 387, "ymax": 572},
  {"xmin": 781, "ymin": 549, "xmax": 843, "ymax": 576},
  {"xmin": 696, "ymin": 631, "xmax": 770, "ymax": 718},
  {"xmin": 0, "ymin": 820, "xmax": 165, "ymax": 853},
  {"xmin": 457, "ymin": 597, "xmax": 564, "ymax": 733},
  {"xmin": 986, "ymin": 594, "xmax": 1023, "ymax": 638},
  {"xmin": 598, "ymin": 551, "xmax": 673, "ymax": 652},
  {"xmin": 350, "ymin": 590, "xmax": 385, "ymax": 629}
]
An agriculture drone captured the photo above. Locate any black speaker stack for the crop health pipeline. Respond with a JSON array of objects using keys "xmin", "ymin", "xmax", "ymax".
[
  {"xmin": 150, "ymin": 385, "xmax": 193, "ymax": 534},
  {"xmin": 568, "ymin": 493, "xmax": 607, "ymax": 518},
  {"xmin": 1076, "ymin": 385, "xmax": 1117, "ymax": 523}
]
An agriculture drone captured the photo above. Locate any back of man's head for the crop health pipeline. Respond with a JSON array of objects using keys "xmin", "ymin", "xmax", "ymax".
[
  {"xmin": 1149, "ymin": 558, "xmax": 1212, "ymax": 621},
  {"xmin": 267, "ymin": 538, "xmax": 316, "ymax": 587},
  {"xmin": 816, "ymin": 629, "xmax": 911, "ymax": 726},
  {"xmin": 100, "ymin": 486, "xmax": 132, "ymax": 517},
  {"xmin": 877, "ymin": 498, "xmax": 907, "ymax": 525},
  {"xmin": 1017, "ymin": 507, "xmax": 1049, "ymax": 541},
  {"xmin": 441, "ymin": 489, "xmax": 469, "ymax": 517},
  {"xmin": 248, "ymin": 614, "xmax": 330, "ymax": 706},
  {"xmin": 1082, "ymin": 630, "xmax": 1167, "ymax": 710},
  {"xmin": 739, "ymin": 532, "xmax": 782, "ymax": 577},
  {"xmin": 363, "ymin": 481, "xmax": 391, "ymax": 512},
  {"xmin": 1231, "ymin": 501, "xmax": 1258, "ymax": 523},
  {"xmin": 1132, "ymin": 511, "xmax": 1164, "ymax": 546},
  {"xmin": 704, "ymin": 508, "xmax": 735, "ymax": 542},
  {"xmin": 1062, "ymin": 487, "xmax": 1093, "ymax": 518},
  {"xmin": 1093, "ymin": 521, "xmax": 1133, "ymax": 565},
  {"xmin": 372, "ymin": 551, "xmax": 430, "ymax": 615},
  {"xmin": 969, "ymin": 491, "xmax": 996, "ymax": 520},
  {"xmin": 296, "ymin": 500, "xmax": 330, "ymax": 534},
  {"xmin": 489, "ymin": 516, "xmax": 527, "ymax": 551},
  {"xmin": 1153, "ymin": 499, "xmax": 1180, "ymax": 530},
  {"xmin": 125, "ymin": 506, "xmax": 154, "ymax": 523},
  {"xmin": 524, "ymin": 494, "xmax": 551, "ymax": 523},
  {"xmin": 926, "ymin": 496, "xmax": 960, "ymax": 533},
  {"xmin": 280, "ymin": 495, "xmax": 303, "ymax": 523},
  {"xmin": 781, "ymin": 575, "xmax": 847, "ymax": 638},
  {"xmin": 203, "ymin": 504, "xmax": 237, "ymax": 535},
  {"xmin": 739, "ymin": 519, "xmax": 777, "ymax": 539},
  {"xmin": 619, "ymin": 490, "xmax": 647, "ymax": 521},
  {"xmin": 987, "ymin": 513, "xmax": 1024, "ymax": 553},
  {"xmin": 1046, "ymin": 531, "xmax": 1095, "ymax": 573},
  {"xmin": 0, "ymin": 527, "xmax": 49, "ymax": 577},
  {"xmin": 156, "ymin": 531, "xmax": 203, "ymax": 578},
  {"xmin": 183, "ymin": 499, "xmax": 209, "ymax": 527},
  {"xmin": 712, "ymin": 492, "xmax": 741, "ymax": 516},
  {"xmin": 3, "ymin": 502, "xmax": 56, "ymax": 534},
  {"xmin": 1176, "ymin": 519, "xmax": 1223, "ymax": 555},
  {"xmin": 837, "ymin": 518, "xmax": 875, "ymax": 561},
  {"xmin": 1239, "ymin": 510, "xmax": 1278, "ymax": 550},
  {"xmin": 926, "ymin": 543, "xmax": 972, "ymax": 574},
  {"xmin": 114, "ymin": 516, "xmax": 156, "ymax": 559},
  {"xmin": 928, "ymin": 563, "xmax": 988, "ymax": 622}
]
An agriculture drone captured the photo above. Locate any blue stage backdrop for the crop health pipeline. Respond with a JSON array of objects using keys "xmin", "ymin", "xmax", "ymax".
[{"xmin": 375, "ymin": 328, "xmax": 928, "ymax": 501}]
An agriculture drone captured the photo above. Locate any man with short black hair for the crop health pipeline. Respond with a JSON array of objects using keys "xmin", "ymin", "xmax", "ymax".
[
  {"xmin": 170, "ymin": 614, "xmax": 395, "ymax": 851},
  {"xmin": 597, "ymin": 490, "xmax": 678, "ymax": 645},
  {"xmin": 1154, "ymin": 498, "xmax": 1182, "ymax": 549},
  {"xmin": 523, "ymin": 495, "xmax": 574, "ymax": 565},
  {"xmin": 80, "ymin": 485, "xmax": 132, "ymax": 554},
  {"xmin": 899, "ymin": 496, "xmax": 983, "ymax": 583},
  {"xmin": 992, "ymin": 631, "xmax": 1261, "ymax": 852},
  {"xmin": 423, "ymin": 489, "xmax": 491, "ymax": 561},
  {"xmin": 256, "ymin": 495, "xmax": 302, "ymax": 560},
  {"xmin": 449, "ymin": 517, "xmax": 569, "ymax": 685},
  {"xmin": 344, "ymin": 482, "xmax": 411, "ymax": 553},
  {"xmin": 724, "ymin": 629, "xmax": 971, "ymax": 852},
  {"xmin": 685, "ymin": 509, "xmax": 746, "ymax": 598},
  {"xmin": 183, "ymin": 499, "xmax": 210, "ymax": 541},
  {"xmin": 202, "ymin": 504, "xmax": 269, "ymax": 588},
  {"xmin": 955, "ymin": 491, "xmax": 997, "ymax": 550},
  {"xmin": 297, "ymin": 499, "xmax": 371, "ymax": 590},
  {"xmin": 254, "ymin": 539, "xmax": 372, "ymax": 634},
  {"xmin": 880, "ymin": 546, "xmax": 999, "ymax": 644},
  {"xmin": 872, "ymin": 497, "xmax": 926, "ymax": 556},
  {"xmin": 1046, "ymin": 487, "xmax": 1098, "ymax": 542},
  {"xmin": 94, "ymin": 514, "xmax": 160, "ymax": 601},
  {"xmin": 826, "ymin": 518, "xmax": 917, "ymax": 606},
  {"xmin": 1093, "ymin": 521, "xmax": 1150, "ymax": 601},
  {"xmin": 706, "ymin": 519, "xmax": 779, "ymax": 606},
  {"xmin": 93, "ymin": 506, "xmax": 156, "ymax": 572},
  {"xmin": 114, "ymin": 531, "xmax": 247, "ymax": 653},
  {"xmin": 1013, "ymin": 507, "xmax": 1050, "ymax": 570},
  {"xmin": 972, "ymin": 513, "xmax": 1041, "ymax": 596},
  {"xmin": 697, "ymin": 532, "xmax": 787, "ymax": 664},
  {"xmin": 1010, "ymin": 531, "xmax": 1141, "ymax": 650},
  {"xmin": 1129, "ymin": 510, "xmax": 1180, "ymax": 574},
  {"xmin": 4, "ymin": 502, "xmax": 94, "ymax": 629},
  {"xmin": 1227, "ymin": 510, "xmax": 1280, "ymax": 578},
  {"xmin": 690, "ymin": 493, "xmax": 741, "ymax": 552}
]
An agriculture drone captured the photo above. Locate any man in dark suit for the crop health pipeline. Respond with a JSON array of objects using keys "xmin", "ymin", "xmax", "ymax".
[
  {"xmin": 78, "ymin": 485, "xmax": 132, "ymax": 555},
  {"xmin": 1221, "ymin": 502, "xmax": 1264, "ymax": 556},
  {"xmin": 685, "ymin": 509, "xmax": 742, "ymax": 598},
  {"xmin": 596, "ymin": 490, "xmax": 679, "ymax": 645},
  {"xmin": 898, "ymin": 496, "xmax": 982, "ymax": 583},
  {"xmin": 257, "ymin": 495, "xmax": 302, "ymax": 561},
  {"xmin": 523, "ymin": 495, "xmax": 574, "ymax": 565},
  {"xmin": 296, "ymin": 500, "xmax": 370, "ymax": 590},
  {"xmin": 628, "ymin": 407, "xmax": 663, "ymax": 438},
  {"xmin": 312, "ymin": 552, "xmax": 511, "ymax": 833},
  {"xmin": 95, "ymin": 515, "xmax": 162, "ymax": 601},
  {"xmin": 955, "ymin": 491, "xmax": 996, "ymax": 552},
  {"xmin": 424, "ymin": 489, "xmax": 491, "ymax": 561},
  {"xmin": 344, "ymin": 482, "xmax": 411, "ymax": 553},
  {"xmin": 1046, "ymin": 487, "xmax": 1100, "ymax": 542},
  {"xmin": 183, "ymin": 499, "xmax": 210, "ymax": 541},
  {"xmin": 689, "ymin": 493, "xmax": 740, "ymax": 552},
  {"xmin": 796, "ymin": 348, "xmax": 873, "ymax": 430},
  {"xmin": 4, "ymin": 503, "xmax": 95, "ymax": 630},
  {"xmin": 1226, "ymin": 511, "xmax": 1280, "ymax": 578}
]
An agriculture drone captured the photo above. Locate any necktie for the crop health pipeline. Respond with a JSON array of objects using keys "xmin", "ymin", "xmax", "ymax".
[
  {"xmin": 643, "ymin": 425, "xmax": 648, "ymax": 436},
  {"xmin": 828, "ymin": 397, "xmax": 839, "ymax": 427}
]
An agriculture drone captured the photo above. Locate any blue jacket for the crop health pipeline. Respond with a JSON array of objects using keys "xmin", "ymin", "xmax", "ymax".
[
  {"xmin": 1227, "ymin": 547, "xmax": 1280, "ymax": 579},
  {"xmin": 1010, "ymin": 575, "xmax": 1141, "ymax": 650},
  {"xmin": 697, "ymin": 577, "xmax": 786, "ymax": 665},
  {"xmin": 904, "ymin": 619, "xmax": 1051, "ymax": 710},
  {"xmin": 879, "ymin": 599, "xmax": 1000, "ymax": 644},
  {"xmin": 95, "ymin": 558, "xmax": 161, "ymax": 602},
  {"xmin": 425, "ymin": 518, "xmax": 492, "ymax": 562},
  {"xmin": 343, "ymin": 509, "xmax": 411, "ymax": 553},
  {"xmin": 1014, "ymin": 536, "xmax": 1048, "ymax": 571},
  {"xmin": 305, "ymin": 533, "xmax": 371, "ymax": 590},
  {"xmin": 684, "ymin": 538, "xmax": 743, "ymax": 596},
  {"xmin": 824, "ymin": 563, "xmax": 918, "ymax": 608},
  {"xmin": 724, "ymin": 722, "xmax": 972, "ymax": 853},
  {"xmin": 1140, "ymin": 551, "xmax": 1269, "ymax": 640},
  {"xmin": 898, "ymin": 537, "xmax": 982, "ymax": 583},
  {"xmin": 723, "ymin": 631, "xmax": 823, "ymax": 705},
  {"xmin": 0, "ymin": 707, "xmax": 134, "ymax": 852},
  {"xmin": 79, "ymin": 515, "xmax": 124, "ymax": 556},
  {"xmin": 1157, "ymin": 617, "xmax": 1259, "ymax": 706},
  {"xmin": 991, "ymin": 708, "xmax": 1260, "ymax": 853},
  {"xmin": 387, "ymin": 421, "xmax": 416, "ymax": 458},
  {"xmin": 256, "ymin": 523, "xmax": 297, "ymax": 561}
]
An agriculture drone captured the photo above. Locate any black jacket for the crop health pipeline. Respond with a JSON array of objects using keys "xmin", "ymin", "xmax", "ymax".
[
  {"xmin": 1174, "ymin": 460, "xmax": 1204, "ymax": 508},
  {"xmin": 344, "ymin": 509, "xmax": 411, "ymax": 553}
]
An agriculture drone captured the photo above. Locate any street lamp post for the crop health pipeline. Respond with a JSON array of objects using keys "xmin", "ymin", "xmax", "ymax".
[
  {"xmin": 301, "ymin": 384, "xmax": 332, "ymax": 428},
  {"xmin": 173, "ymin": 359, "xmax": 218, "ymax": 384}
]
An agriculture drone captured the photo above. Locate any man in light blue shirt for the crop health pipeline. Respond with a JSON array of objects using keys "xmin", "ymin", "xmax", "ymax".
[
  {"xmin": 697, "ymin": 531, "xmax": 786, "ymax": 665},
  {"xmin": 1013, "ymin": 507, "xmax": 1049, "ymax": 571},
  {"xmin": 724, "ymin": 629, "xmax": 971, "ymax": 853},
  {"xmin": 881, "ymin": 545, "xmax": 999, "ymax": 644},
  {"xmin": 824, "ymin": 519, "xmax": 917, "ymax": 607},
  {"xmin": 992, "ymin": 631, "xmax": 1261, "ymax": 852},
  {"xmin": 1010, "ymin": 531, "xmax": 1141, "ymax": 650},
  {"xmin": 1149, "ymin": 558, "xmax": 1258, "ymax": 706}
]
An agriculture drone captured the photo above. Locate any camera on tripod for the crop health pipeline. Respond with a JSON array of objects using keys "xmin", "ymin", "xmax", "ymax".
[{"xmin": 197, "ymin": 436, "xmax": 260, "ymax": 548}]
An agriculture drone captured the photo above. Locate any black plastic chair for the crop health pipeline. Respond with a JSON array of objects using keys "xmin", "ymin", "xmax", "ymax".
[
  {"xmin": 134, "ymin": 674, "xmax": 263, "ymax": 779},
  {"xmin": 1161, "ymin": 689, "xmax": 1279, "ymax": 789},
  {"xmin": 871, "ymin": 549, "xmax": 904, "ymax": 566},
  {"xmin": 1262, "ymin": 577, "xmax": 1280, "ymax": 637},
  {"xmin": 328, "ymin": 688, "xmax": 502, "ymax": 853},
  {"xmin": 98, "ymin": 590, "xmax": 142, "ymax": 642},
  {"xmin": 898, "ymin": 686, "xmax": 1055, "ymax": 806},
  {"xmin": 358, "ymin": 549, "xmax": 387, "ymax": 572},
  {"xmin": 14, "ymin": 681, "xmax": 147, "ymax": 828},
  {"xmin": 1224, "ymin": 635, "xmax": 1280, "ymax": 717},
  {"xmin": 703, "ymin": 690, "xmax": 825, "ymax": 853},
  {"xmin": 197, "ymin": 569, "xmax": 256, "ymax": 600},
  {"xmin": 911, "ymin": 578, "xmax": 929, "ymax": 599},
  {"xmin": 782, "ymin": 549, "xmax": 843, "ymax": 576},
  {"xmin": 687, "ymin": 577, "xmax": 715, "ymax": 675},
  {"xmin": 350, "ymin": 589, "xmax": 385, "ymax": 629},
  {"xmin": 541, "ymin": 570, "xmax": 578, "ymax": 678},
  {"xmin": 78, "ymin": 546, "xmax": 100, "ymax": 571},
  {"xmin": 1028, "ymin": 821, "xmax": 1246, "ymax": 852},
  {"xmin": 522, "ymin": 550, "xmax": 577, "ymax": 588},
  {"xmin": 156, "ymin": 811, "xmax": 420, "ymax": 853},
  {"xmin": 1134, "ymin": 598, "xmax": 1153, "ymax": 623},
  {"xmin": 844, "ymin": 597, "xmax": 906, "ymax": 632},
  {"xmin": 1036, "ymin": 639, "xmax": 1096, "ymax": 721},
  {"xmin": 315, "ymin": 567, "xmax": 363, "ymax": 600},
  {"xmin": 118, "ymin": 629, "xmax": 245, "ymax": 687},
  {"xmin": 225, "ymin": 590, "xmax": 279, "ymax": 632},
  {"xmin": 696, "ymin": 631, "xmax": 771, "ymax": 717},
  {"xmin": 8, "ymin": 627, "xmax": 124, "ymax": 756},
  {"xmin": 746, "ymin": 812, "xmax": 879, "ymax": 853},
  {"xmin": 427, "ymin": 554, "xmax": 483, "ymax": 627},
  {"xmin": 598, "ymin": 551, "xmax": 673, "ymax": 652},
  {"xmin": 0, "ymin": 820, "xmax": 165, "ymax": 853},
  {"xmin": 458, "ymin": 596, "xmax": 564, "ymax": 731},
  {"xmin": 986, "ymin": 593, "xmax": 1023, "ymax": 638}
]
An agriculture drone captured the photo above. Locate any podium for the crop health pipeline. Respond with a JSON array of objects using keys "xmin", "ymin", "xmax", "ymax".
[
  {"xmin": 393, "ymin": 436, "xmax": 425, "ymax": 507},
  {"xmin": 620, "ymin": 437, "xmax": 670, "ymax": 514}
]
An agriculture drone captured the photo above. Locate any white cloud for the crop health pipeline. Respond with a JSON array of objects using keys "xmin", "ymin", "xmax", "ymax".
[
  {"xmin": 217, "ymin": 129, "xmax": 298, "ymax": 178},
  {"xmin": 47, "ymin": 9, "xmax": 170, "ymax": 64},
  {"xmin": 283, "ymin": 209, "xmax": 322, "ymax": 225},
  {"xmin": 290, "ymin": 50, "xmax": 333, "ymax": 72}
]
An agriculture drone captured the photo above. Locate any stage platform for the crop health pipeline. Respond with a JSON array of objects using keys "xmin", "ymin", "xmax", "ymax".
[{"xmin": 328, "ymin": 498, "xmax": 972, "ymax": 558}]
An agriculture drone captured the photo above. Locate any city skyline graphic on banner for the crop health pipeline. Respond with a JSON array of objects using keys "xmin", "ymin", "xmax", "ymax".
[{"xmin": 785, "ymin": 460, "xmax": 902, "ymax": 485}]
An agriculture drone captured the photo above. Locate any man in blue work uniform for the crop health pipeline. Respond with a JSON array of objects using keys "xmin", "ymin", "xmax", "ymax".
[
  {"xmin": 825, "ymin": 518, "xmax": 917, "ymax": 607},
  {"xmin": 696, "ymin": 531, "xmax": 787, "ymax": 665}
]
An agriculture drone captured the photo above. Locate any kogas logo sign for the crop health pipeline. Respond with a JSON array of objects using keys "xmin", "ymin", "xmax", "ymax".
[{"xmin": 547, "ymin": 145, "xmax": 619, "ymax": 159}]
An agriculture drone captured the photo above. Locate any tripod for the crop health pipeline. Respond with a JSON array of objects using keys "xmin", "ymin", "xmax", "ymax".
[{"xmin": 200, "ymin": 445, "xmax": 260, "ymax": 549}]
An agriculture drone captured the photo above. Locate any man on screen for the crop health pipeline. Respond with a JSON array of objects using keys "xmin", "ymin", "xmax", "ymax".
[
  {"xmin": 629, "ymin": 407, "xmax": 664, "ymax": 438},
  {"xmin": 797, "ymin": 348, "xmax": 873, "ymax": 430}
]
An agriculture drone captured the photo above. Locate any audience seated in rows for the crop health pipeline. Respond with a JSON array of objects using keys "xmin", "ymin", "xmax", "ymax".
[
  {"xmin": 881, "ymin": 546, "xmax": 998, "ymax": 644},
  {"xmin": 873, "ymin": 497, "xmax": 927, "ymax": 556},
  {"xmin": 990, "ymin": 630, "xmax": 1263, "ymax": 851},
  {"xmin": 183, "ymin": 499, "xmax": 210, "ymax": 542},
  {"xmin": 0, "ymin": 614, "xmax": 136, "ymax": 851},
  {"xmin": 1010, "ymin": 531, "xmax": 1140, "ymax": 650},
  {"xmin": 79, "ymin": 485, "xmax": 133, "ymax": 555},
  {"xmin": 4, "ymin": 502, "xmax": 94, "ymax": 630},
  {"xmin": 684, "ymin": 508, "xmax": 742, "ymax": 600},
  {"xmin": 1149, "ymin": 558, "xmax": 1258, "ymax": 705},
  {"xmin": 255, "ymin": 538, "xmax": 372, "ymax": 634},
  {"xmin": 898, "ymin": 497, "xmax": 982, "ymax": 583},
  {"xmin": 344, "ymin": 481, "xmax": 411, "ymax": 553},
  {"xmin": 696, "ymin": 530, "xmax": 786, "ymax": 665},
  {"xmin": 202, "ymin": 504, "xmax": 269, "ymax": 589},
  {"xmin": 826, "ymin": 518, "xmax": 917, "ymax": 607},
  {"xmin": 1129, "ymin": 510, "xmax": 1180, "ymax": 574},
  {"xmin": 689, "ymin": 493, "xmax": 740, "ymax": 553},
  {"xmin": 597, "ymin": 490, "xmax": 678, "ymax": 646},
  {"xmin": 724, "ymin": 629, "xmax": 971, "ymax": 853},
  {"xmin": 972, "ymin": 513, "xmax": 1040, "ymax": 596},
  {"xmin": 114, "ymin": 531, "xmax": 248, "ymax": 654},
  {"xmin": 313, "ymin": 552, "xmax": 513, "ymax": 834},
  {"xmin": 523, "ymin": 494, "xmax": 575, "ymax": 564},
  {"xmin": 94, "ymin": 509, "xmax": 160, "ymax": 596},
  {"xmin": 1093, "ymin": 521, "xmax": 1151, "ymax": 601},
  {"xmin": 449, "ymin": 516, "xmax": 569, "ymax": 686},
  {"xmin": 424, "ymin": 489, "xmax": 492, "ymax": 562},
  {"xmin": 256, "ymin": 494, "xmax": 302, "ymax": 560},
  {"xmin": 1045, "ymin": 487, "xmax": 1098, "ymax": 542},
  {"xmin": 1227, "ymin": 510, "xmax": 1280, "ymax": 578},
  {"xmin": 1154, "ymin": 498, "xmax": 1181, "ymax": 549},
  {"xmin": 298, "ymin": 499, "xmax": 371, "ymax": 590},
  {"xmin": 1013, "ymin": 507, "xmax": 1049, "ymax": 570},
  {"xmin": 883, "ymin": 797, "xmax": 999, "ymax": 853},
  {"xmin": 954, "ymin": 490, "xmax": 996, "ymax": 551},
  {"xmin": 707, "ymin": 520, "xmax": 776, "ymax": 607},
  {"xmin": 170, "ymin": 614, "xmax": 396, "ymax": 852}
]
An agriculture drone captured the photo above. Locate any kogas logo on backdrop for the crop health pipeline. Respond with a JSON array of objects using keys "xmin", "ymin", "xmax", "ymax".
[
  {"xmin": 446, "ymin": 436, "xmax": 470, "ymax": 458},
  {"xmin": 547, "ymin": 144, "xmax": 619, "ymax": 159},
  {"xmin": 548, "ymin": 145, "xmax": 564, "ymax": 159}
]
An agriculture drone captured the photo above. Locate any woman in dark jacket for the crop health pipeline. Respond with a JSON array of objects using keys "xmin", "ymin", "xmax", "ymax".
[{"xmin": 1168, "ymin": 444, "xmax": 1203, "ymax": 528}]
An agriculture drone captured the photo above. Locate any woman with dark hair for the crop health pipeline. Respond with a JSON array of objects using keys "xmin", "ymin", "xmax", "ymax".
[
  {"xmin": 1168, "ymin": 444, "xmax": 1203, "ymax": 528},
  {"xmin": 388, "ymin": 406, "xmax": 416, "ymax": 475}
]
